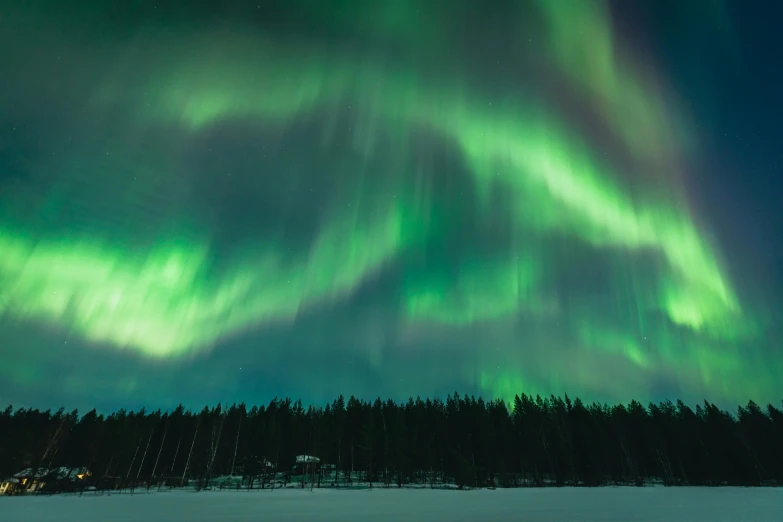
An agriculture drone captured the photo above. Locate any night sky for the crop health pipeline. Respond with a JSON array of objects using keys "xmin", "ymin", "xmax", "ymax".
[{"xmin": 1, "ymin": 0, "xmax": 781, "ymax": 411}]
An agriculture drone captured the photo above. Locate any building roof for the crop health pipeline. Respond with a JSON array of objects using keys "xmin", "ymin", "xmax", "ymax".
[
  {"xmin": 295, "ymin": 455, "xmax": 320, "ymax": 464},
  {"xmin": 13, "ymin": 467, "xmax": 89, "ymax": 480}
]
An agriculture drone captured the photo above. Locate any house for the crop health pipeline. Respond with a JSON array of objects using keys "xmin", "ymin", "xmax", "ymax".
[
  {"xmin": 12, "ymin": 467, "xmax": 91, "ymax": 493},
  {"xmin": 12, "ymin": 468, "xmax": 49, "ymax": 492},
  {"xmin": 292, "ymin": 455, "xmax": 321, "ymax": 475},
  {"xmin": 295, "ymin": 455, "xmax": 320, "ymax": 464},
  {"xmin": 0, "ymin": 477, "xmax": 19, "ymax": 495}
]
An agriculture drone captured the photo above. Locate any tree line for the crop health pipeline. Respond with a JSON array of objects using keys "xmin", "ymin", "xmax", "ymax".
[{"xmin": 1, "ymin": 394, "xmax": 782, "ymax": 492}]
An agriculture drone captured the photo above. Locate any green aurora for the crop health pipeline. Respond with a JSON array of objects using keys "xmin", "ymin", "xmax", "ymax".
[{"xmin": 0, "ymin": 0, "xmax": 779, "ymax": 408}]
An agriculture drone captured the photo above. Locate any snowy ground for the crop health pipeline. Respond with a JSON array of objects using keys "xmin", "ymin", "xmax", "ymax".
[{"xmin": 2, "ymin": 486, "xmax": 781, "ymax": 521}]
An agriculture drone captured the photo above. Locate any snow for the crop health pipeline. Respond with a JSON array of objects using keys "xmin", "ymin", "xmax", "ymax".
[{"xmin": 1, "ymin": 486, "xmax": 781, "ymax": 521}]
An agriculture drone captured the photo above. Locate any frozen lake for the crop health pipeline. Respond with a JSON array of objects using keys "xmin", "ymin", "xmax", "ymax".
[{"xmin": 2, "ymin": 486, "xmax": 781, "ymax": 521}]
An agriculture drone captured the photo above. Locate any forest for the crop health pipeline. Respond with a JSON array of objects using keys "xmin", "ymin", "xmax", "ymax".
[{"xmin": 1, "ymin": 394, "xmax": 782, "ymax": 493}]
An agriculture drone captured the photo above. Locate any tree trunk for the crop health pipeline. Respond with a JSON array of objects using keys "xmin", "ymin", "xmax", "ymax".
[
  {"xmin": 125, "ymin": 439, "xmax": 141, "ymax": 486},
  {"xmin": 230, "ymin": 413, "xmax": 242, "ymax": 478},
  {"xmin": 204, "ymin": 414, "xmax": 226, "ymax": 487},
  {"xmin": 272, "ymin": 426, "xmax": 281, "ymax": 490},
  {"xmin": 337, "ymin": 436, "xmax": 342, "ymax": 488},
  {"xmin": 181, "ymin": 418, "xmax": 201, "ymax": 487},
  {"xmin": 150, "ymin": 424, "xmax": 168, "ymax": 489},
  {"xmin": 135, "ymin": 429, "xmax": 154, "ymax": 486}
]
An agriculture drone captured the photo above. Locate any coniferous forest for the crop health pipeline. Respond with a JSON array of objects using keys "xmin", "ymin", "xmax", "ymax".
[{"xmin": 2, "ymin": 394, "xmax": 782, "ymax": 494}]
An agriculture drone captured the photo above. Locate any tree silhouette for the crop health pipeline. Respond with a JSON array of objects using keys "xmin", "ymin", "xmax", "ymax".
[{"xmin": 1, "ymin": 395, "xmax": 782, "ymax": 492}]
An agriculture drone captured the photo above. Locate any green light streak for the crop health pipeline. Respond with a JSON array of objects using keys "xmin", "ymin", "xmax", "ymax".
[
  {"xmin": 0, "ymin": 199, "xmax": 421, "ymax": 357},
  {"xmin": 579, "ymin": 324, "xmax": 651, "ymax": 368},
  {"xmin": 534, "ymin": 0, "xmax": 690, "ymax": 160},
  {"xmin": 1, "ymin": 1, "xmax": 775, "ymax": 406},
  {"xmin": 1, "ymin": 37, "xmax": 738, "ymax": 351},
  {"xmin": 131, "ymin": 39, "xmax": 737, "ymax": 338},
  {"xmin": 406, "ymin": 255, "xmax": 539, "ymax": 324}
]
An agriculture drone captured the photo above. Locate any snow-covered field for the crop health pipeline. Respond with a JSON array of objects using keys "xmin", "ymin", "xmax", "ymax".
[{"xmin": 2, "ymin": 487, "xmax": 781, "ymax": 521}]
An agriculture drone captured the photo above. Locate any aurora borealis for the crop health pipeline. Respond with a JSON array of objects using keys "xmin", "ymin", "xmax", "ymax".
[{"xmin": 1, "ymin": 0, "xmax": 781, "ymax": 410}]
